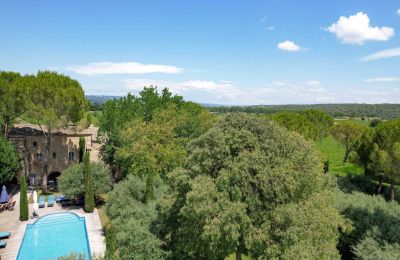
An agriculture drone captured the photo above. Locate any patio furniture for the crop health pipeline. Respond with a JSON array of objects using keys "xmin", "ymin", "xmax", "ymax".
[
  {"xmin": 0, "ymin": 240, "xmax": 6, "ymax": 248},
  {"xmin": 7, "ymin": 201, "xmax": 16, "ymax": 211},
  {"xmin": 56, "ymin": 195, "xmax": 65, "ymax": 203},
  {"xmin": 39, "ymin": 196, "xmax": 45, "ymax": 208},
  {"xmin": 0, "ymin": 231, "xmax": 10, "ymax": 239},
  {"xmin": 47, "ymin": 195, "xmax": 54, "ymax": 207}
]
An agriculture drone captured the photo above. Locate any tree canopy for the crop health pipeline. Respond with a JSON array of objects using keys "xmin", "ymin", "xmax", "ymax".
[
  {"xmin": 0, "ymin": 136, "xmax": 20, "ymax": 184},
  {"xmin": 107, "ymin": 113, "xmax": 346, "ymax": 259},
  {"xmin": 0, "ymin": 71, "xmax": 30, "ymax": 137},
  {"xmin": 332, "ymin": 122, "xmax": 366, "ymax": 162}
]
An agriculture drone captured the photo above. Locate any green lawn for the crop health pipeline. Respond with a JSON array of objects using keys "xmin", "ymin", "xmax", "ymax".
[
  {"xmin": 316, "ymin": 136, "xmax": 363, "ymax": 177},
  {"xmin": 333, "ymin": 117, "xmax": 376, "ymax": 127}
]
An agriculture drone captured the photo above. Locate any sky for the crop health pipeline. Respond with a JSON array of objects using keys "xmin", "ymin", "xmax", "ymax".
[{"xmin": 1, "ymin": 0, "xmax": 400, "ymax": 105}]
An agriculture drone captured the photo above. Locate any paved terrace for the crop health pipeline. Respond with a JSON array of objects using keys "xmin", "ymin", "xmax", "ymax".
[{"xmin": 0, "ymin": 192, "xmax": 105, "ymax": 260}]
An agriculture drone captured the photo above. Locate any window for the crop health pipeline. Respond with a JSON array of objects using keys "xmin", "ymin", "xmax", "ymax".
[
  {"xmin": 52, "ymin": 152, "xmax": 57, "ymax": 159},
  {"xmin": 33, "ymin": 141, "xmax": 38, "ymax": 147},
  {"xmin": 68, "ymin": 152, "xmax": 75, "ymax": 161},
  {"xmin": 36, "ymin": 153, "xmax": 43, "ymax": 161}
]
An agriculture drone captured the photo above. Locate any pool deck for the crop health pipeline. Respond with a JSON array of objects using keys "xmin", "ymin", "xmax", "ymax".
[{"xmin": 0, "ymin": 192, "xmax": 106, "ymax": 260}]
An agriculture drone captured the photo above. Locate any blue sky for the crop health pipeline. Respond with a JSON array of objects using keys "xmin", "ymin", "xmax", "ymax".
[{"xmin": 1, "ymin": 0, "xmax": 400, "ymax": 105}]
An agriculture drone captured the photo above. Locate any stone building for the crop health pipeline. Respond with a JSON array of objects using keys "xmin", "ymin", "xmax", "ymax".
[{"xmin": 7, "ymin": 124, "xmax": 99, "ymax": 186}]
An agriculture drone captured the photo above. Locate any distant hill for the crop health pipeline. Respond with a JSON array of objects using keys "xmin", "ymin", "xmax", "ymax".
[
  {"xmin": 207, "ymin": 104, "xmax": 400, "ymax": 119},
  {"xmin": 86, "ymin": 95, "xmax": 120, "ymax": 104}
]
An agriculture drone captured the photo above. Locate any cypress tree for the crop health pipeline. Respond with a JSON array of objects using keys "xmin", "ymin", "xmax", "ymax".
[
  {"xmin": 19, "ymin": 175, "xmax": 29, "ymax": 221},
  {"xmin": 84, "ymin": 152, "xmax": 94, "ymax": 213},
  {"xmin": 78, "ymin": 136, "xmax": 86, "ymax": 163}
]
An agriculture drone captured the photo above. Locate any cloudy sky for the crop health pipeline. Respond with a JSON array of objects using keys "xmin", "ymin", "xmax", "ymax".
[{"xmin": 1, "ymin": 1, "xmax": 400, "ymax": 105}]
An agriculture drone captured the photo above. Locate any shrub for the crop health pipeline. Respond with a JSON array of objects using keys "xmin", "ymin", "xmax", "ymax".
[{"xmin": 58, "ymin": 161, "xmax": 112, "ymax": 199}]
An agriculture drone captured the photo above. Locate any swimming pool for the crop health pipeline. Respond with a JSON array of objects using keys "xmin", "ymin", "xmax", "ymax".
[{"xmin": 17, "ymin": 212, "xmax": 91, "ymax": 260}]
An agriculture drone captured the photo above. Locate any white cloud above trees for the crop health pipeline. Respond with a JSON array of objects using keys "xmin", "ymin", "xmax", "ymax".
[{"xmin": 326, "ymin": 12, "xmax": 394, "ymax": 44}]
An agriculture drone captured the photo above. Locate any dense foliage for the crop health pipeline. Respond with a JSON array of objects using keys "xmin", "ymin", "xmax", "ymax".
[
  {"xmin": 0, "ymin": 136, "xmax": 20, "ymax": 184},
  {"xmin": 19, "ymin": 175, "xmax": 28, "ymax": 221},
  {"xmin": 336, "ymin": 191, "xmax": 400, "ymax": 259},
  {"xmin": 99, "ymin": 87, "xmax": 214, "ymax": 200},
  {"xmin": 58, "ymin": 161, "xmax": 112, "ymax": 199},
  {"xmin": 106, "ymin": 175, "xmax": 167, "ymax": 259},
  {"xmin": 107, "ymin": 113, "xmax": 346, "ymax": 259},
  {"xmin": 208, "ymin": 104, "xmax": 400, "ymax": 119}
]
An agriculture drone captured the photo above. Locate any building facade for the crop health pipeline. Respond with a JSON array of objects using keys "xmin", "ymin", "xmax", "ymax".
[{"xmin": 8, "ymin": 124, "xmax": 99, "ymax": 186}]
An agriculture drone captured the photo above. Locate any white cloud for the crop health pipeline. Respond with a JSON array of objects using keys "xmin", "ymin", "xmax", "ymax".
[
  {"xmin": 397, "ymin": 9, "xmax": 400, "ymax": 16},
  {"xmin": 365, "ymin": 77, "xmax": 400, "ymax": 83},
  {"xmin": 266, "ymin": 26, "xmax": 275, "ymax": 31},
  {"xmin": 326, "ymin": 12, "xmax": 394, "ymax": 44},
  {"xmin": 277, "ymin": 40, "xmax": 302, "ymax": 51},
  {"xmin": 95, "ymin": 78, "xmax": 400, "ymax": 104},
  {"xmin": 122, "ymin": 79, "xmax": 242, "ymax": 100},
  {"xmin": 67, "ymin": 61, "xmax": 183, "ymax": 75},
  {"xmin": 361, "ymin": 47, "xmax": 400, "ymax": 61}
]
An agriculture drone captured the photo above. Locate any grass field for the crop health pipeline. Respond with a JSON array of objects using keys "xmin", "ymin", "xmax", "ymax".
[
  {"xmin": 316, "ymin": 136, "xmax": 363, "ymax": 177},
  {"xmin": 333, "ymin": 117, "xmax": 374, "ymax": 127}
]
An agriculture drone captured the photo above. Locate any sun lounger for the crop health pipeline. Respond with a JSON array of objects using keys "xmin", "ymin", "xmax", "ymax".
[
  {"xmin": 47, "ymin": 195, "xmax": 54, "ymax": 207},
  {"xmin": 0, "ymin": 231, "xmax": 10, "ymax": 239},
  {"xmin": 0, "ymin": 240, "xmax": 6, "ymax": 248},
  {"xmin": 39, "ymin": 196, "xmax": 45, "ymax": 208}
]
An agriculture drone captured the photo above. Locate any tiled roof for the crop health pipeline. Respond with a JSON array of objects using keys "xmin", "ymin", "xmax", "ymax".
[{"xmin": 8, "ymin": 124, "xmax": 98, "ymax": 137}]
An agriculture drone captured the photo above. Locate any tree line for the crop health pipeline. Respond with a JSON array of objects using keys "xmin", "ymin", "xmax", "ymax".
[
  {"xmin": 99, "ymin": 89, "xmax": 400, "ymax": 259},
  {"xmin": 208, "ymin": 103, "xmax": 400, "ymax": 119}
]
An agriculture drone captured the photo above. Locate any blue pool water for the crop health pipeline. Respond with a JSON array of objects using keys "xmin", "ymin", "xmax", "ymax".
[{"xmin": 17, "ymin": 212, "xmax": 91, "ymax": 260}]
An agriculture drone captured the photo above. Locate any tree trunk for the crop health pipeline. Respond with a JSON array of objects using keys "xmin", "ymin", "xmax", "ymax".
[
  {"xmin": 377, "ymin": 177, "xmax": 383, "ymax": 194},
  {"xmin": 3, "ymin": 120, "xmax": 8, "ymax": 139},
  {"xmin": 42, "ymin": 129, "xmax": 51, "ymax": 193},
  {"xmin": 390, "ymin": 181, "xmax": 396, "ymax": 202},
  {"xmin": 235, "ymin": 246, "xmax": 242, "ymax": 260},
  {"xmin": 343, "ymin": 148, "xmax": 350, "ymax": 163}
]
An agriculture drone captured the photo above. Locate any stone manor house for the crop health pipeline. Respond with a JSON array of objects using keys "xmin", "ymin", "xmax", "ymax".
[{"xmin": 7, "ymin": 124, "xmax": 99, "ymax": 186}]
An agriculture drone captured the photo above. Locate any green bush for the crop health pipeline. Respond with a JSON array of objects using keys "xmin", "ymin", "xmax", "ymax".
[
  {"xmin": 58, "ymin": 161, "xmax": 112, "ymax": 199},
  {"xmin": 0, "ymin": 136, "xmax": 20, "ymax": 184},
  {"xmin": 19, "ymin": 175, "xmax": 29, "ymax": 221}
]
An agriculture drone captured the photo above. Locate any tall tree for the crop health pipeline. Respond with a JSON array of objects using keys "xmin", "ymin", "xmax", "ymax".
[
  {"xmin": 28, "ymin": 71, "xmax": 87, "ymax": 193},
  {"xmin": 78, "ymin": 136, "xmax": 86, "ymax": 163},
  {"xmin": 332, "ymin": 122, "xmax": 365, "ymax": 162},
  {"xmin": 0, "ymin": 136, "xmax": 21, "ymax": 184},
  {"xmin": 0, "ymin": 71, "xmax": 30, "ymax": 138},
  {"xmin": 374, "ymin": 119, "xmax": 400, "ymax": 202},
  {"xmin": 160, "ymin": 114, "xmax": 346, "ymax": 259},
  {"xmin": 84, "ymin": 152, "xmax": 95, "ymax": 213},
  {"xmin": 301, "ymin": 109, "xmax": 334, "ymax": 138},
  {"xmin": 19, "ymin": 175, "xmax": 29, "ymax": 221}
]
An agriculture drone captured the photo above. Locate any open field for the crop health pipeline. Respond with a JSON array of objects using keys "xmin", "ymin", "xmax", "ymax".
[{"xmin": 316, "ymin": 136, "xmax": 363, "ymax": 177}]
